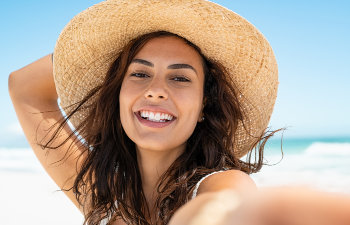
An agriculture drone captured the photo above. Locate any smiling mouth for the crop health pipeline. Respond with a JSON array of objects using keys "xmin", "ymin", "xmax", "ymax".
[{"xmin": 137, "ymin": 110, "xmax": 176, "ymax": 123}]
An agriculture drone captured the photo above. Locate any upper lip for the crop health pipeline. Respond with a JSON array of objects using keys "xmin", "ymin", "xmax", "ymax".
[{"xmin": 135, "ymin": 106, "xmax": 177, "ymax": 118}]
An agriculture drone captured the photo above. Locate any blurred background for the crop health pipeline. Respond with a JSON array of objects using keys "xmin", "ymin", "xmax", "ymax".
[{"xmin": 1, "ymin": 1, "xmax": 349, "ymax": 224}]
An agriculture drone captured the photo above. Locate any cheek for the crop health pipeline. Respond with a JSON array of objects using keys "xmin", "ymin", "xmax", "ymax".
[
  {"xmin": 119, "ymin": 82, "xmax": 135, "ymax": 128},
  {"xmin": 119, "ymin": 83, "xmax": 127, "ymax": 115},
  {"xmin": 176, "ymin": 87, "xmax": 204, "ymax": 126},
  {"xmin": 119, "ymin": 80, "xmax": 140, "ymax": 110},
  {"xmin": 172, "ymin": 96, "xmax": 203, "ymax": 147}
]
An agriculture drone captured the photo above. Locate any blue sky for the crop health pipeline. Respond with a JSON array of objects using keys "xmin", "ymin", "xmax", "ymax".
[{"xmin": 1, "ymin": 0, "xmax": 349, "ymax": 147}]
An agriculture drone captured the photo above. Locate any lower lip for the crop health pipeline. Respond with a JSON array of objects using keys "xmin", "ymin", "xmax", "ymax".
[{"xmin": 135, "ymin": 112, "xmax": 176, "ymax": 128}]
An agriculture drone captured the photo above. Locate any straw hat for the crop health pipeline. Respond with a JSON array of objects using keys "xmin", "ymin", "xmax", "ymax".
[{"xmin": 53, "ymin": 0, "xmax": 278, "ymax": 158}]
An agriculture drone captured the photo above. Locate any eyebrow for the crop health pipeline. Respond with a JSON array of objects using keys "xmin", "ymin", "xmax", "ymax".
[{"xmin": 131, "ymin": 58, "xmax": 197, "ymax": 74}]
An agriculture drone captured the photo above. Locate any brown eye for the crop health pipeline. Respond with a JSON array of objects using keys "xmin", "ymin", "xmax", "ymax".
[
  {"xmin": 130, "ymin": 72, "xmax": 149, "ymax": 78},
  {"xmin": 172, "ymin": 76, "xmax": 190, "ymax": 82}
]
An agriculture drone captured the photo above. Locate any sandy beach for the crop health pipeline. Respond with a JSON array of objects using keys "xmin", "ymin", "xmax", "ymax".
[{"xmin": 1, "ymin": 170, "xmax": 83, "ymax": 225}]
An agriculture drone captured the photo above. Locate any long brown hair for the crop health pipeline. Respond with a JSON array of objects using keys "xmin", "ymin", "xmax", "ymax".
[{"xmin": 42, "ymin": 31, "xmax": 281, "ymax": 225}]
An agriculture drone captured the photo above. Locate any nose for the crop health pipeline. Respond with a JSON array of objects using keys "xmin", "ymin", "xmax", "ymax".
[{"xmin": 144, "ymin": 78, "xmax": 168, "ymax": 100}]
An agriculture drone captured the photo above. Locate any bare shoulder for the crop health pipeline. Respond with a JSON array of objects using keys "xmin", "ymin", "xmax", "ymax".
[{"xmin": 197, "ymin": 169, "xmax": 257, "ymax": 196}]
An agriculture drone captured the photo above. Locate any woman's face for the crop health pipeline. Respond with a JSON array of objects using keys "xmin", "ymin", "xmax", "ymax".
[{"xmin": 119, "ymin": 36, "xmax": 205, "ymax": 154}]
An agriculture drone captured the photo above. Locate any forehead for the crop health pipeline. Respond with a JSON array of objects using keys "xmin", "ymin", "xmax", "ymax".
[{"xmin": 133, "ymin": 36, "xmax": 204, "ymax": 69}]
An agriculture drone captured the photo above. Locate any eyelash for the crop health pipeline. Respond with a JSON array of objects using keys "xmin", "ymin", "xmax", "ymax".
[
  {"xmin": 130, "ymin": 73, "xmax": 191, "ymax": 82},
  {"xmin": 131, "ymin": 72, "xmax": 149, "ymax": 78}
]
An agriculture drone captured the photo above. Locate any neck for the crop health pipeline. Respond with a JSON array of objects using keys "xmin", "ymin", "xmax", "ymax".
[{"xmin": 136, "ymin": 144, "xmax": 185, "ymax": 199}]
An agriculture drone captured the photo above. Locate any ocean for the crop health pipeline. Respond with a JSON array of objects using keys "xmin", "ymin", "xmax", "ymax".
[
  {"xmin": 251, "ymin": 137, "xmax": 350, "ymax": 194},
  {"xmin": 1, "ymin": 137, "xmax": 349, "ymax": 193}
]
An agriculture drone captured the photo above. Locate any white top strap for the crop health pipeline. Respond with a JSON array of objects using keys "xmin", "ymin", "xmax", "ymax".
[
  {"xmin": 191, "ymin": 170, "xmax": 226, "ymax": 200},
  {"xmin": 99, "ymin": 201, "xmax": 119, "ymax": 225},
  {"xmin": 99, "ymin": 216, "xmax": 111, "ymax": 225},
  {"xmin": 100, "ymin": 170, "xmax": 227, "ymax": 224}
]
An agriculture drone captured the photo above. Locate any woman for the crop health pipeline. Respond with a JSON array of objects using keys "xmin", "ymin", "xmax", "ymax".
[{"xmin": 11, "ymin": 1, "xmax": 349, "ymax": 225}]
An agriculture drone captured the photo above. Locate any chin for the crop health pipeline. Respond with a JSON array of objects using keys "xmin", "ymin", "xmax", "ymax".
[{"xmin": 135, "ymin": 139, "xmax": 186, "ymax": 153}]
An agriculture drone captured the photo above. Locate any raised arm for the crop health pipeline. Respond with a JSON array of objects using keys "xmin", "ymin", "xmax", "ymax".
[{"xmin": 8, "ymin": 54, "xmax": 86, "ymax": 212}]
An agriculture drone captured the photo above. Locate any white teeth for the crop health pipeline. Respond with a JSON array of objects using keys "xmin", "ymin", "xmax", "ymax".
[
  {"xmin": 149, "ymin": 112, "xmax": 155, "ymax": 120},
  {"xmin": 139, "ymin": 110, "xmax": 174, "ymax": 122},
  {"xmin": 155, "ymin": 113, "xmax": 161, "ymax": 120}
]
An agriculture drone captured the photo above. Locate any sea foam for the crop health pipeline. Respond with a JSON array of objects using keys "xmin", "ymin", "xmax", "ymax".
[
  {"xmin": 1, "ymin": 142, "xmax": 350, "ymax": 193},
  {"xmin": 252, "ymin": 142, "xmax": 350, "ymax": 194},
  {"xmin": 305, "ymin": 142, "xmax": 350, "ymax": 155}
]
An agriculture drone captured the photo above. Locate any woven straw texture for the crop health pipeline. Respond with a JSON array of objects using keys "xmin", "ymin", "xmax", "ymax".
[{"xmin": 53, "ymin": 0, "xmax": 278, "ymax": 158}]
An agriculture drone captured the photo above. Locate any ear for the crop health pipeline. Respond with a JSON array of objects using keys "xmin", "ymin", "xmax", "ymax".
[
  {"xmin": 197, "ymin": 97, "xmax": 207, "ymax": 122},
  {"xmin": 203, "ymin": 97, "xmax": 207, "ymax": 106},
  {"xmin": 197, "ymin": 112, "xmax": 204, "ymax": 122}
]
